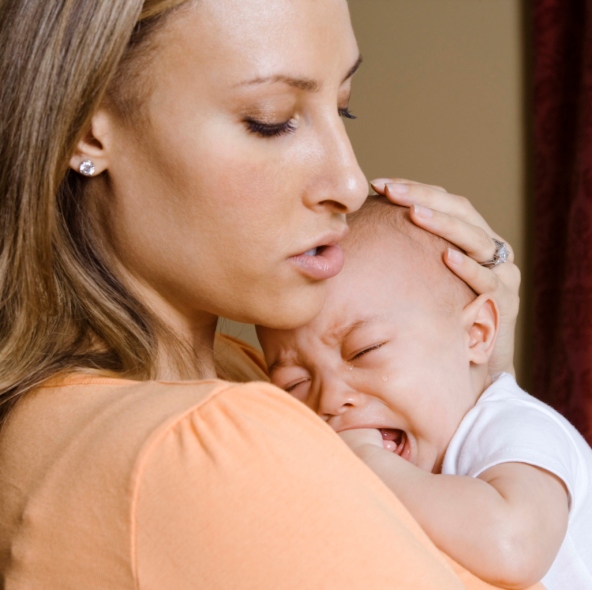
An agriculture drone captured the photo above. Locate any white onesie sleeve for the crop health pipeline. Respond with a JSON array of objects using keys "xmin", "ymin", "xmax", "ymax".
[{"xmin": 442, "ymin": 373, "xmax": 592, "ymax": 590}]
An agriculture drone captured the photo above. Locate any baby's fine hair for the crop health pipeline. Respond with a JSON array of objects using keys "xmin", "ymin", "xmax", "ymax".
[{"xmin": 346, "ymin": 197, "xmax": 476, "ymax": 309}]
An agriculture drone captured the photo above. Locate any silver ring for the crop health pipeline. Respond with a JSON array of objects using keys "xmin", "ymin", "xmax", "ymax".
[{"xmin": 480, "ymin": 238, "xmax": 509, "ymax": 269}]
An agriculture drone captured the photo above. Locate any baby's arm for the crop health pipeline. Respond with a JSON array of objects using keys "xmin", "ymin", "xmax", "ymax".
[{"xmin": 340, "ymin": 429, "xmax": 569, "ymax": 590}]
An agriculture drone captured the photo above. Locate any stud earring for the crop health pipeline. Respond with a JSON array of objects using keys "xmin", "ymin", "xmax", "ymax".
[{"xmin": 78, "ymin": 159, "xmax": 95, "ymax": 177}]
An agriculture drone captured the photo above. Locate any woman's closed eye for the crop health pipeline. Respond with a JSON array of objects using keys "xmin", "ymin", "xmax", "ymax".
[
  {"xmin": 338, "ymin": 107, "xmax": 356, "ymax": 120},
  {"xmin": 245, "ymin": 106, "xmax": 356, "ymax": 138},
  {"xmin": 244, "ymin": 117, "xmax": 298, "ymax": 138}
]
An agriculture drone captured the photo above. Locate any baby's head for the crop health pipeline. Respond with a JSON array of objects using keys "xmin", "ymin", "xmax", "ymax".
[{"xmin": 257, "ymin": 197, "xmax": 499, "ymax": 474}]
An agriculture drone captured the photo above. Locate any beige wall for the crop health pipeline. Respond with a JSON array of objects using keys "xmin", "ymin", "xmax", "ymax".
[{"xmin": 219, "ymin": 0, "xmax": 532, "ymax": 385}]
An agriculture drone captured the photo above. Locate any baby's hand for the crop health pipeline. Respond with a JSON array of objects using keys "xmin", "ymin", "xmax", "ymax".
[{"xmin": 338, "ymin": 428, "xmax": 384, "ymax": 456}]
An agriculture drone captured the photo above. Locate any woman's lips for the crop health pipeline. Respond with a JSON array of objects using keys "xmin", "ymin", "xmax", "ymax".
[
  {"xmin": 290, "ymin": 244, "xmax": 344, "ymax": 281},
  {"xmin": 379, "ymin": 428, "xmax": 412, "ymax": 462}
]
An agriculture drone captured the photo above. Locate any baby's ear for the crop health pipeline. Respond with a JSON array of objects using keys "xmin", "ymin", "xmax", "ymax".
[{"xmin": 461, "ymin": 294, "xmax": 499, "ymax": 366}]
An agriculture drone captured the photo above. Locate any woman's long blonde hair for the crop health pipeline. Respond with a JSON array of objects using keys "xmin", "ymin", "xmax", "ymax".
[{"xmin": 0, "ymin": 0, "xmax": 189, "ymax": 423}]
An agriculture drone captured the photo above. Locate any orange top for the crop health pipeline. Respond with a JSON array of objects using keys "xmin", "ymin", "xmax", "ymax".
[{"xmin": 0, "ymin": 335, "xmax": 543, "ymax": 589}]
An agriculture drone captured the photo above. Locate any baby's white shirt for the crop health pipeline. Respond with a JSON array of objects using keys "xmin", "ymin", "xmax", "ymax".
[{"xmin": 442, "ymin": 373, "xmax": 592, "ymax": 590}]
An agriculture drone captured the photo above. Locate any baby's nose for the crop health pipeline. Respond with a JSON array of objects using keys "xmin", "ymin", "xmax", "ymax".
[{"xmin": 317, "ymin": 380, "xmax": 364, "ymax": 420}]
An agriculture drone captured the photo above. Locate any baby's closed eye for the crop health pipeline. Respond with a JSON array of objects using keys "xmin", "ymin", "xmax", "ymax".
[
  {"xmin": 270, "ymin": 366, "xmax": 312, "ymax": 401},
  {"xmin": 283, "ymin": 377, "xmax": 311, "ymax": 396},
  {"xmin": 348, "ymin": 342, "xmax": 386, "ymax": 362}
]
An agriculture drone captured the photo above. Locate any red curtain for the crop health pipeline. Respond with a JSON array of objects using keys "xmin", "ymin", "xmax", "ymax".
[{"xmin": 534, "ymin": 0, "xmax": 592, "ymax": 444}]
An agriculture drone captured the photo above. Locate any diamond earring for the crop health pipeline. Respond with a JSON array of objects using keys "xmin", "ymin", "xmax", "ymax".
[{"xmin": 78, "ymin": 159, "xmax": 95, "ymax": 176}]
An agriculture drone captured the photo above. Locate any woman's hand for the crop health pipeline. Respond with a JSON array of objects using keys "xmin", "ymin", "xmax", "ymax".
[{"xmin": 371, "ymin": 178, "xmax": 520, "ymax": 377}]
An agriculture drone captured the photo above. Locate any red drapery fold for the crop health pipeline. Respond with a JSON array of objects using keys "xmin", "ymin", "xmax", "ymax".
[{"xmin": 534, "ymin": 0, "xmax": 592, "ymax": 444}]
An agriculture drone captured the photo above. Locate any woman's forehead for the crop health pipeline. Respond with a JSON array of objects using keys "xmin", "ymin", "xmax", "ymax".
[{"xmin": 157, "ymin": 0, "xmax": 358, "ymax": 81}]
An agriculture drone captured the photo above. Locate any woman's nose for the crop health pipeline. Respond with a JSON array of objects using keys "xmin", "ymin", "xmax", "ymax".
[{"xmin": 303, "ymin": 116, "xmax": 368, "ymax": 215}]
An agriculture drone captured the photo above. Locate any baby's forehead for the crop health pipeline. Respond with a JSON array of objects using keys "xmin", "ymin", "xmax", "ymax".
[
  {"xmin": 260, "ymin": 201, "xmax": 473, "ymax": 360},
  {"xmin": 346, "ymin": 200, "xmax": 437, "ymax": 260},
  {"xmin": 342, "ymin": 219, "xmax": 439, "ymax": 292},
  {"xmin": 262, "ymin": 249, "xmax": 423, "ymax": 354},
  {"xmin": 344, "ymin": 199, "xmax": 475, "ymax": 308},
  {"xmin": 259, "ymin": 311, "xmax": 391, "ymax": 376},
  {"xmin": 346, "ymin": 226, "xmax": 418, "ymax": 266}
]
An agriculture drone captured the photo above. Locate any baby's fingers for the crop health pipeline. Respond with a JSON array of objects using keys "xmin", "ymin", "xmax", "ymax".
[{"xmin": 338, "ymin": 428, "xmax": 384, "ymax": 451}]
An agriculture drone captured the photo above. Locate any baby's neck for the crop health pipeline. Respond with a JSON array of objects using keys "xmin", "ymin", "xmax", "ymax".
[{"xmin": 470, "ymin": 364, "xmax": 493, "ymax": 406}]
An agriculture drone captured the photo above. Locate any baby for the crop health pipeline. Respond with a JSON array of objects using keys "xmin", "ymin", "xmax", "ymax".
[{"xmin": 257, "ymin": 197, "xmax": 592, "ymax": 590}]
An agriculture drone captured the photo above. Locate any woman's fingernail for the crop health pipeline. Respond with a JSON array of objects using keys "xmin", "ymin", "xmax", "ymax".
[
  {"xmin": 412, "ymin": 203, "xmax": 433, "ymax": 218},
  {"xmin": 387, "ymin": 182, "xmax": 409, "ymax": 195},
  {"xmin": 447, "ymin": 248, "xmax": 464, "ymax": 265},
  {"xmin": 370, "ymin": 178, "xmax": 390, "ymax": 191}
]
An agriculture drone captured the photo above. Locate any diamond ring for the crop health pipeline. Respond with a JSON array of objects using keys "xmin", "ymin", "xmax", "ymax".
[{"xmin": 480, "ymin": 238, "xmax": 509, "ymax": 269}]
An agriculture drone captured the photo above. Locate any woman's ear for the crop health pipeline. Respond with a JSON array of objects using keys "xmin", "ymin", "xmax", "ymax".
[
  {"xmin": 69, "ymin": 108, "xmax": 112, "ymax": 177},
  {"xmin": 461, "ymin": 293, "xmax": 500, "ymax": 366}
]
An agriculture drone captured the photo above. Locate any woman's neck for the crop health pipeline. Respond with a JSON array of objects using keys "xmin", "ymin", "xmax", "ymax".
[
  {"xmin": 118, "ymin": 268, "xmax": 220, "ymax": 381},
  {"xmin": 154, "ymin": 325, "xmax": 219, "ymax": 380}
]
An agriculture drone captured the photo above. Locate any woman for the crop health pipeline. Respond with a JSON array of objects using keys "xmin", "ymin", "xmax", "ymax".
[{"xmin": 0, "ymin": 0, "xmax": 532, "ymax": 588}]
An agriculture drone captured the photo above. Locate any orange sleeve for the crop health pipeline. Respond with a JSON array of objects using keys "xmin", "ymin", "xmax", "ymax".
[{"xmin": 132, "ymin": 382, "xmax": 544, "ymax": 590}]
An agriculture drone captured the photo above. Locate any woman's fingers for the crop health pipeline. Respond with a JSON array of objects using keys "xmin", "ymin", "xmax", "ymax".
[
  {"xmin": 370, "ymin": 176, "xmax": 520, "ymax": 377},
  {"xmin": 371, "ymin": 176, "xmax": 515, "ymax": 268},
  {"xmin": 371, "ymin": 178, "xmax": 447, "ymax": 194},
  {"xmin": 409, "ymin": 204, "xmax": 514, "ymax": 264},
  {"xmin": 444, "ymin": 249, "xmax": 521, "ymax": 299},
  {"xmin": 374, "ymin": 179, "xmax": 492, "ymax": 233}
]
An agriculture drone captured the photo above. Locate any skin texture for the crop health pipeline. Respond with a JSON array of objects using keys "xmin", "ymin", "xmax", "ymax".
[
  {"xmin": 377, "ymin": 184, "xmax": 521, "ymax": 378},
  {"xmin": 68, "ymin": 0, "xmax": 523, "ymax": 382},
  {"xmin": 71, "ymin": 0, "xmax": 367, "ymax": 377},
  {"xmin": 60, "ymin": 0, "xmax": 542, "ymax": 585},
  {"xmin": 258, "ymin": 231, "xmax": 498, "ymax": 474},
  {"xmin": 258, "ymin": 227, "xmax": 569, "ymax": 589}
]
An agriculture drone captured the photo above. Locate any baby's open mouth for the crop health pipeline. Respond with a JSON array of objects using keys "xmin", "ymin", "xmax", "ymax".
[{"xmin": 379, "ymin": 428, "xmax": 410, "ymax": 459}]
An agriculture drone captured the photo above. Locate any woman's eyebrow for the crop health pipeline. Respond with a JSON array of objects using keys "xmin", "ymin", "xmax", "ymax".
[
  {"xmin": 236, "ymin": 54, "xmax": 363, "ymax": 91},
  {"xmin": 344, "ymin": 54, "xmax": 363, "ymax": 83},
  {"xmin": 239, "ymin": 74, "xmax": 319, "ymax": 92}
]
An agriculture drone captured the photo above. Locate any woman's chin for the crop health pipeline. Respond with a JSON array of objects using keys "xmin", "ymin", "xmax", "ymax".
[{"xmin": 252, "ymin": 285, "xmax": 327, "ymax": 331}]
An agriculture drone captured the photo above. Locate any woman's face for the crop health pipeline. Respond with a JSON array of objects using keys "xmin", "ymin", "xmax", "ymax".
[{"xmin": 100, "ymin": 0, "xmax": 367, "ymax": 334}]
